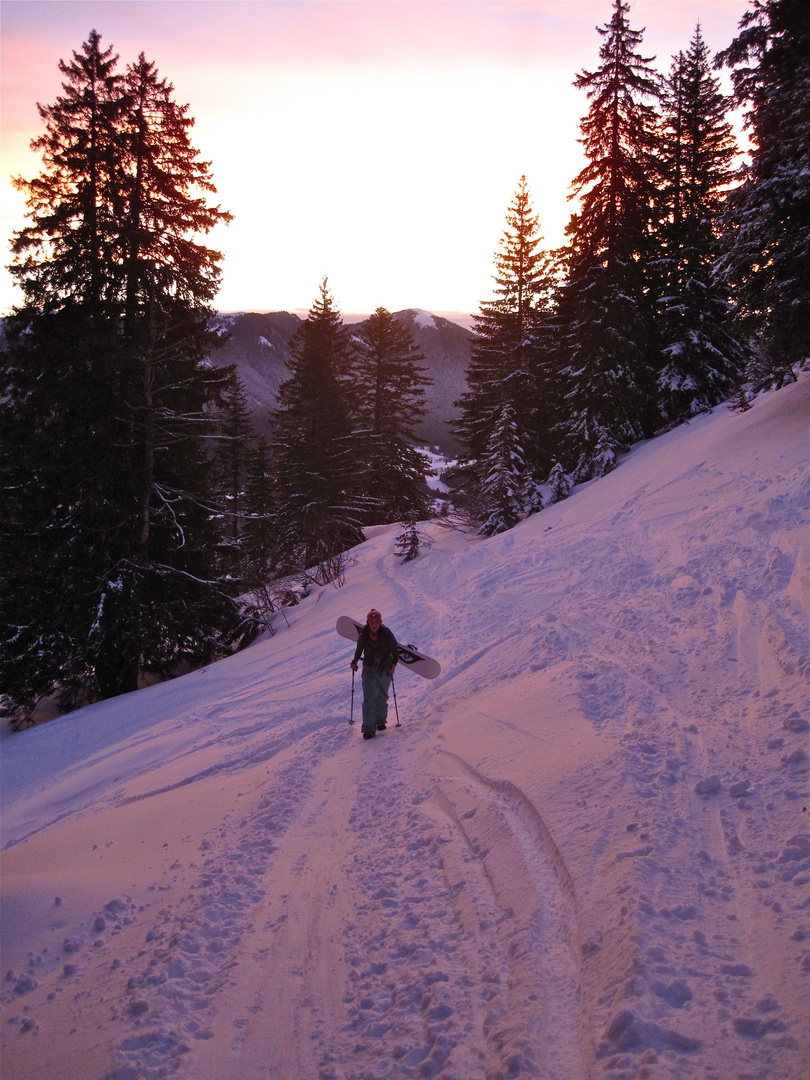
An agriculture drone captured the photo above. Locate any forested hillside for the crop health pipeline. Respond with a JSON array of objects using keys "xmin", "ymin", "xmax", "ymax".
[{"xmin": 208, "ymin": 308, "xmax": 471, "ymax": 453}]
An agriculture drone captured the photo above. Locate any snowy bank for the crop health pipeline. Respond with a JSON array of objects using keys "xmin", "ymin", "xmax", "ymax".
[{"xmin": 2, "ymin": 376, "xmax": 809, "ymax": 1080}]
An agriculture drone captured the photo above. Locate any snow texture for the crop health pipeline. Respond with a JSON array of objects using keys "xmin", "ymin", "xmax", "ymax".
[
  {"xmin": 411, "ymin": 309, "xmax": 437, "ymax": 330},
  {"xmin": 2, "ymin": 375, "xmax": 809, "ymax": 1080}
]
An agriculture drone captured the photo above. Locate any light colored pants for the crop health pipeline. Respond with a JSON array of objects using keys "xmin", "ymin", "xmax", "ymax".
[{"xmin": 361, "ymin": 668, "xmax": 391, "ymax": 733}]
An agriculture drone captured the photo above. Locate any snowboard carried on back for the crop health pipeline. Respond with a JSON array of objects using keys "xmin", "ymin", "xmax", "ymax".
[{"xmin": 336, "ymin": 616, "xmax": 441, "ymax": 680}]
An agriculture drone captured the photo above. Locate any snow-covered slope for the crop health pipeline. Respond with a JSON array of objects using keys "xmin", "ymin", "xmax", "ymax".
[{"xmin": 2, "ymin": 377, "xmax": 809, "ymax": 1080}]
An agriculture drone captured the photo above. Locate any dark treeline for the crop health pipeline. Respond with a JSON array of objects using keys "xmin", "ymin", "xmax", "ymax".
[
  {"xmin": 1, "ymin": 0, "xmax": 808, "ymax": 721},
  {"xmin": 456, "ymin": 0, "xmax": 809, "ymax": 534},
  {"xmin": 0, "ymin": 30, "xmax": 432, "ymax": 721}
]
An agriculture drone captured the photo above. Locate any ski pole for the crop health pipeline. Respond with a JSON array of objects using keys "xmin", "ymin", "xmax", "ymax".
[
  {"xmin": 391, "ymin": 671, "xmax": 401, "ymax": 727},
  {"xmin": 349, "ymin": 667, "xmax": 355, "ymax": 725}
]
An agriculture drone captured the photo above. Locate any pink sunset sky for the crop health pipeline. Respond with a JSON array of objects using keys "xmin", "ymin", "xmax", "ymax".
[{"xmin": 1, "ymin": 0, "xmax": 751, "ymax": 318}]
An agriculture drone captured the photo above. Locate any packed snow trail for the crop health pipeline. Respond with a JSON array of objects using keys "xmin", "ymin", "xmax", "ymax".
[
  {"xmin": 0, "ymin": 657, "xmax": 595, "ymax": 1080},
  {"xmin": 2, "ymin": 375, "xmax": 809, "ymax": 1080}
]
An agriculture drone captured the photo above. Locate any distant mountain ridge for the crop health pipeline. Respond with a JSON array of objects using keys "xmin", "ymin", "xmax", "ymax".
[{"xmin": 209, "ymin": 308, "xmax": 473, "ymax": 454}]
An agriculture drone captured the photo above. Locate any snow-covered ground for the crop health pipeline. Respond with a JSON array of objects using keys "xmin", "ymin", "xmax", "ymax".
[{"xmin": 2, "ymin": 376, "xmax": 809, "ymax": 1080}]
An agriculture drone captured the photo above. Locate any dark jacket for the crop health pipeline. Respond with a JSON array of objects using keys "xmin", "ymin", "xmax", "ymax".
[{"xmin": 354, "ymin": 624, "xmax": 398, "ymax": 674}]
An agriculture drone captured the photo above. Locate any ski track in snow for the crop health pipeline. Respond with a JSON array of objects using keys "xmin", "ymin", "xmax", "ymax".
[{"xmin": 2, "ymin": 376, "xmax": 809, "ymax": 1080}]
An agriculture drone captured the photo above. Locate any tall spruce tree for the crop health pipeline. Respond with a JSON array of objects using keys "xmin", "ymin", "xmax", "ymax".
[
  {"xmin": 1, "ymin": 31, "xmax": 237, "ymax": 717},
  {"xmin": 120, "ymin": 53, "xmax": 231, "ymax": 329},
  {"xmin": 556, "ymin": 0, "xmax": 661, "ymax": 480},
  {"xmin": 455, "ymin": 176, "xmax": 553, "ymax": 530},
  {"xmin": 271, "ymin": 280, "xmax": 365, "ymax": 573},
  {"xmin": 655, "ymin": 26, "xmax": 747, "ymax": 421},
  {"xmin": 10, "ymin": 30, "xmax": 125, "ymax": 313},
  {"xmin": 717, "ymin": 0, "xmax": 810, "ymax": 385},
  {"xmin": 351, "ymin": 307, "xmax": 432, "ymax": 524}
]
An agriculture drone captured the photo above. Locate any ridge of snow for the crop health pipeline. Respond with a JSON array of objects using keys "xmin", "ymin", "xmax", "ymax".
[{"xmin": 2, "ymin": 375, "xmax": 809, "ymax": 1079}]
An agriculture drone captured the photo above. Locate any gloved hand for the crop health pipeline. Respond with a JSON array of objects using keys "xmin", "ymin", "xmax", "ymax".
[{"xmin": 351, "ymin": 661, "xmax": 358, "ymax": 672}]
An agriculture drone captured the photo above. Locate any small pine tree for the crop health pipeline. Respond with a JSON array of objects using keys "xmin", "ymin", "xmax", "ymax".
[
  {"xmin": 545, "ymin": 462, "xmax": 571, "ymax": 506},
  {"xmin": 478, "ymin": 404, "xmax": 528, "ymax": 537},
  {"xmin": 394, "ymin": 519, "xmax": 424, "ymax": 562}
]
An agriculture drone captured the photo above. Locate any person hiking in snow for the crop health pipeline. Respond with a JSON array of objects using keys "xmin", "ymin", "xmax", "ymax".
[{"xmin": 350, "ymin": 609, "xmax": 398, "ymax": 739}]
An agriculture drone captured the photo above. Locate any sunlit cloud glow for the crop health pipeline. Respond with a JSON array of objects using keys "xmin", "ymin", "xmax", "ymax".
[{"xmin": 1, "ymin": 1, "xmax": 750, "ymax": 317}]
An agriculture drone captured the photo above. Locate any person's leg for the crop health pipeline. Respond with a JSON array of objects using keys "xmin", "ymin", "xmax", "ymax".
[
  {"xmin": 361, "ymin": 667, "xmax": 379, "ymax": 735},
  {"xmin": 361, "ymin": 669, "xmax": 391, "ymax": 734},
  {"xmin": 375, "ymin": 671, "xmax": 391, "ymax": 729}
]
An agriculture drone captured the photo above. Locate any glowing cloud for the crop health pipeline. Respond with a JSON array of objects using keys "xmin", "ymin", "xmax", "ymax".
[{"xmin": 1, "ymin": 1, "xmax": 750, "ymax": 317}]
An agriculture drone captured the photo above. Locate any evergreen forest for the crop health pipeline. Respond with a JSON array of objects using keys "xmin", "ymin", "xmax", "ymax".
[{"xmin": 2, "ymin": 0, "xmax": 808, "ymax": 722}]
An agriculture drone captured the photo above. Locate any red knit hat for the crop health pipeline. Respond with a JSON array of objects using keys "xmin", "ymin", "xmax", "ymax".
[{"xmin": 367, "ymin": 608, "xmax": 382, "ymax": 621}]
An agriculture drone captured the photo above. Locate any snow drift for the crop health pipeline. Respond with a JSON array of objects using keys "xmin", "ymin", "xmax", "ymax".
[{"xmin": 2, "ymin": 375, "xmax": 809, "ymax": 1080}]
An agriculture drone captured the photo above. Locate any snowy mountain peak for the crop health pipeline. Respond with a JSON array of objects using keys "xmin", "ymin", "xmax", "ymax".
[{"xmin": 409, "ymin": 308, "xmax": 437, "ymax": 329}]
